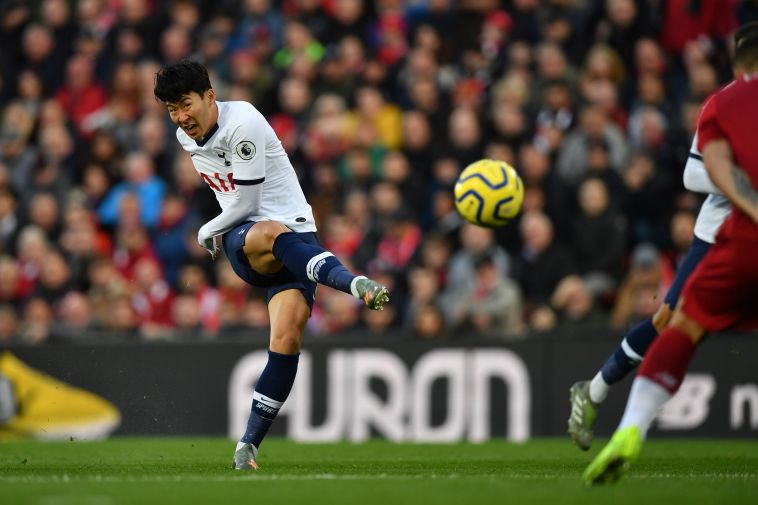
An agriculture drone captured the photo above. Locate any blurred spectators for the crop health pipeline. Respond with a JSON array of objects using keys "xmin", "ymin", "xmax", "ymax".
[
  {"xmin": 550, "ymin": 275, "xmax": 606, "ymax": 328},
  {"xmin": 0, "ymin": 304, "xmax": 18, "ymax": 343},
  {"xmin": 611, "ymin": 242, "xmax": 673, "ymax": 330},
  {"xmin": 0, "ymin": 0, "xmax": 748, "ymax": 342},
  {"xmin": 444, "ymin": 251, "xmax": 524, "ymax": 339},
  {"xmin": 570, "ymin": 177, "xmax": 627, "ymax": 298},
  {"xmin": 53, "ymin": 290, "xmax": 95, "ymax": 342},
  {"xmin": 97, "ymin": 151, "xmax": 167, "ymax": 229}
]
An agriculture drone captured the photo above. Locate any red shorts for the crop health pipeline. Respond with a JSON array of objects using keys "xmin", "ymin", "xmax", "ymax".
[{"xmin": 680, "ymin": 238, "xmax": 758, "ymax": 332}]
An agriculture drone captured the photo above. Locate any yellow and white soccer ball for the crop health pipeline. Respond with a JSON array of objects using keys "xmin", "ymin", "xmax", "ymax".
[{"xmin": 453, "ymin": 159, "xmax": 524, "ymax": 227}]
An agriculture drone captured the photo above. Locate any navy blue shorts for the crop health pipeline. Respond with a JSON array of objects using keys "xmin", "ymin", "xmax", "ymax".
[
  {"xmin": 222, "ymin": 221, "xmax": 319, "ymax": 308},
  {"xmin": 663, "ymin": 236, "xmax": 711, "ymax": 307}
]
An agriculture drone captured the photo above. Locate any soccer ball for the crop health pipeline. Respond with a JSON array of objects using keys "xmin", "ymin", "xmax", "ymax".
[{"xmin": 454, "ymin": 159, "xmax": 524, "ymax": 227}]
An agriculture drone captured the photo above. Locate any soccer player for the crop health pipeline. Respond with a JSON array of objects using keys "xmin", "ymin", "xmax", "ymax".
[
  {"xmin": 153, "ymin": 61, "xmax": 389, "ymax": 470},
  {"xmin": 567, "ymin": 134, "xmax": 730, "ymax": 450},
  {"xmin": 583, "ymin": 22, "xmax": 758, "ymax": 484},
  {"xmin": 567, "ymin": 24, "xmax": 758, "ymax": 452}
]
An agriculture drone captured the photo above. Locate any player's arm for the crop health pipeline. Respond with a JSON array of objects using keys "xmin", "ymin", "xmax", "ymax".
[
  {"xmin": 197, "ymin": 184, "xmax": 263, "ymax": 255},
  {"xmin": 702, "ymin": 139, "xmax": 758, "ymax": 223}
]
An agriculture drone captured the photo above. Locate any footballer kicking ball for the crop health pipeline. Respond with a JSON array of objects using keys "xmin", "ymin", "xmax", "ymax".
[{"xmin": 453, "ymin": 159, "xmax": 525, "ymax": 227}]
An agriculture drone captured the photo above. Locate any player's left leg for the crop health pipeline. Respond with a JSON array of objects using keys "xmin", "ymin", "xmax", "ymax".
[
  {"xmin": 583, "ymin": 309, "xmax": 705, "ymax": 485},
  {"xmin": 245, "ymin": 221, "xmax": 389, "ymax": 310},
  {"xmin": 569, "ymin": 238, "xmax": 710, "ymax": 450},
  {"xmin": 232, "ymin": 289, "xmax": 309, "ymax": 470}
]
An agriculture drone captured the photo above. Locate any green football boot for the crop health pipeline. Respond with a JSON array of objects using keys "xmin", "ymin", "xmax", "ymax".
[
  {"xmin": 582, "ymin": 426, "xmax": 642, "ymax": 485},
  {"xmin": 231, "ymin": 442, "xmax": 259, "ymax": 470},
  {"xmin": 355, "ymin": 278, "xmax": 390, "ymax": 310},
  {"xmin": 568, "ymin": 381, "xmax": 599, "ymax": 451}
]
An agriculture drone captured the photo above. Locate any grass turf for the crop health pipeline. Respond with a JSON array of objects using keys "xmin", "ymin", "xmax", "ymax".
[{"xmin": 1, "ymin": 438, "xmax": 756, "ymax": 505}]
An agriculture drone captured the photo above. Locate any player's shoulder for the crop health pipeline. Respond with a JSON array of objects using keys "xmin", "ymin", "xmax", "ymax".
[
  {"xmin": 219, "ymin": 100, "xmax": 260, "ymax": 123},
  {"xmin": 220, "ymin": 99, "xmax": 257, "ymax": 113},
  {"xmin": 731, "ymin": 74, "xmax": 758, "ymax": 99},
  {"xmin": 697, "ymin": 82, "xmax": 731, "ymax": 122},
  {"xmin": 218, "ymin": 100, "xmax": 266, "ymax": 134},
  {"xmin": 710, "ymin": 77, "xmax": 758, "ymax": 105}
]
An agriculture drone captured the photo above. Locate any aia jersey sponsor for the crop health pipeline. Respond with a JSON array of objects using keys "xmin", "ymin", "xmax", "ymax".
[{"xmin": 177, "ymin": 101, "xmax": 316, "ymax": 233}]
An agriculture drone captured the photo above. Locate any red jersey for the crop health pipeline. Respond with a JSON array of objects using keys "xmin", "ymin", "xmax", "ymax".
[{"xmin": 697, "ymin": 76, "xmax": 758, "ymax": 242}]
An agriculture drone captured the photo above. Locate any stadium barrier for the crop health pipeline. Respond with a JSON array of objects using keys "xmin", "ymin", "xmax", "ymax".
[{"xmin": 4, "ymin": 328, "xmax": 757, "ymax": 439}]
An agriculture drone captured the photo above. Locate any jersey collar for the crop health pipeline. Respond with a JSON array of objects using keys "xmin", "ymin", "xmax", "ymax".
[{"xmin": 195, "ymin": 123, "xmax": 219, "ymax": 147}]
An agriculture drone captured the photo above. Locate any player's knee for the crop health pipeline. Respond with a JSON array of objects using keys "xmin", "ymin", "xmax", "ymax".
[
  {"xmin": 669, "ymin": 308, "xmax": 706, "ymax": 344},
  {"xmin": 247, "ymin": 221, "xmax": 289, "ymax": 251},
  {"xmin": 270, "ymin": 331, "xmax": 302, "ymax": 354}
]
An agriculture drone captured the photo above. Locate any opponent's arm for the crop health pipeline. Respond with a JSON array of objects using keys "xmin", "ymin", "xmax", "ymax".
[{"xmin": 702, "ymin": 139, "xmax": 758, "ymax": 223}]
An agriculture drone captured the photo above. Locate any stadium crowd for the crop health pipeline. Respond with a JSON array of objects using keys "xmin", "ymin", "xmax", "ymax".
[{"xmin": 0, "ymin": 0, "xmax": 753, "ymax": 344}]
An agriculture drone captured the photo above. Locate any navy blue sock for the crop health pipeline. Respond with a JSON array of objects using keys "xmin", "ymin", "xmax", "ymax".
[
  {"xmin": 240, "ymin": 351, "xmax": 299, "ymax": 448},
  {"xmin": 600, "ymin": 318, "xmax": 658, "ymax": 385},
  {"xmin": 272, "ymin": 232, "xmax": 358, "ymax": 295}
]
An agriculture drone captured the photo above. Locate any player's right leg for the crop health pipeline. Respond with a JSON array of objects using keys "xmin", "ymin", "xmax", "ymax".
[
  {"xmin": 232, "ymin": 289, "xmax": 309, "ymax": 470},
  {"xmin": 245, "ymin": 221, "xmax": 389, "ymax": 310},
  {"xmin": 581, "ymin": 425, "xmax": 642, "ymax": 485},
  {"xmin": 568, "ymin": 238, "xmax": 711, "ymax": 450}
]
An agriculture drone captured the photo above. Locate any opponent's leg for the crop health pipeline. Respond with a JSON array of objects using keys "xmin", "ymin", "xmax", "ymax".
[
  {"xmin": 244, "ymin": 221, "xmax": 389, "ymax": 310},
  {"xmin": 618, "ymin": 311, "xmax": 704, "ymax": 432},
  {"xmin": 568, "ymin": 308, "xmax": 662, "ymax": 450},
  {"xmin": 232, "ymin": 290, "xmax": 309, "ymax": 470},
  {"xmin": 598, "ymin": 309, "xmax": 667, "ymax": 397},
  {"xmin": 583, "ymin": 310, "xmax": 704, "ymax": 485},
  {"xmin": 569, "ymin": 239, "xmax": 711, "ymax": 450}
]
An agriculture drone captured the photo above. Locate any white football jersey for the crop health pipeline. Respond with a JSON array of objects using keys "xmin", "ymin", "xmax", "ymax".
[
  {"xmin": 684, "ymin": 134, "xmax": 731, "ymax": 243},
  {"xmin": 694, "ymin": 193, "xmax": 731, "ymax": 243},
  {"xmin": 177, "ymin": 101, "xmax": 316, "ymax": 233}
]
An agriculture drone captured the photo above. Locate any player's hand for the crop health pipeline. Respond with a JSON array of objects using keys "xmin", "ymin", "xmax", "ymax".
[
  {"xmin": 202, "ymin": 236, "xmax": 221, "ymax": 260},
  {"xmin": 198, "ymin": 226, "xmax": 221, "ymax": 260}
]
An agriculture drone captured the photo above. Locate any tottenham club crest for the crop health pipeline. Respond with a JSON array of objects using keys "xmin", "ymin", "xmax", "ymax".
[{"xmin": 235, "ymin": 141, "xmax": 256, "ymax": 160}]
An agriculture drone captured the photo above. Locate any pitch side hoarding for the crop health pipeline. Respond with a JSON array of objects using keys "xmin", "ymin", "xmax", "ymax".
[{"xmin": 6, "ymin": 331, "xmax": 757, "ymax": 438}]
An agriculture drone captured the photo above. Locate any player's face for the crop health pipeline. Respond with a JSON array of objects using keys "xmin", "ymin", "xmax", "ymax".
[{"xmin": 165, "ymin": 90, "xmax": 216, "ymax": 140}]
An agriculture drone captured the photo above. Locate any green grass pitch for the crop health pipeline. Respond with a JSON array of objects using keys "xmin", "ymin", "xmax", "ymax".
[{"xmin": 1, "ymin": 438, "xmax": 756, "ymax": 505}]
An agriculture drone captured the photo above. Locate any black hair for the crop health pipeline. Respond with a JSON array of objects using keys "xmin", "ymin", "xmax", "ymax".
[
  {"xmin": 154, "ymin": 60, "xmax": 212, "ymax": 103},
  {"xmin": 735, "ymin": 21, "xmax": 758, "ymax": 46},
  {"xmin": 735, "ymin": 39, "xmax": 758, "ymax": 68},
  {"xmin": 734, "ymin": 22, "xmax": 758, "ymax": 69}
]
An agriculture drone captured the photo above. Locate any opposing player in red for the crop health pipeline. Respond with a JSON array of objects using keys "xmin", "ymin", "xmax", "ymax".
[{"xmin": 584, "ymin": 22, "xmax": 758, "ymax": 484}]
